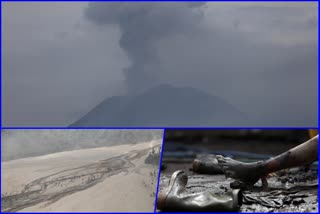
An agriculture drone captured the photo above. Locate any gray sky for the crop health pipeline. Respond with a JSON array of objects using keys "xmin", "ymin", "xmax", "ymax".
[{"xmin": 2, "ymin": 2, "xmax": 318, "ymax": 126}]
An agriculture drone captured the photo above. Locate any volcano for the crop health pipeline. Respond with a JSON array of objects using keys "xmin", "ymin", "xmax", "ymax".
[{"xmin": 70, "ymin": 84, "xmax": 248, "ymax": 127}]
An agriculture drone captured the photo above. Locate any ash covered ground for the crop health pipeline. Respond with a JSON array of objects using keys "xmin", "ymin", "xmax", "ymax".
[
  {"xmin": 159, "ymin": 162, "xmax": 318, "ymax": 212},
  {"xmin": 2, "ymin": 141, "xmax": 161, "ymax": 212},
  {"xmin": 158, "ymin": 130, "xmax": 318, "ymax": 212}
]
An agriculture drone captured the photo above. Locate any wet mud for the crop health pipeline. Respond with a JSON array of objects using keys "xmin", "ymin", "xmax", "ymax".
[
  {"xmin": 159, "ymin": 165, "xmax": 318, "ymax": 212},
  {"xmin": 2, "ymin": 147, "xmax": 154, "ymax": 212}
]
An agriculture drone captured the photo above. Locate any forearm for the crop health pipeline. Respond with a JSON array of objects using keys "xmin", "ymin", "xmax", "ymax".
[{"xmin": 263, "ymin": 135, "xmax": 318, "ymax": 174}]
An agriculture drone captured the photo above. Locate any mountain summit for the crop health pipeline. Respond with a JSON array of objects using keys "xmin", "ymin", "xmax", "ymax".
[{"xmin": 70, "ymin": 84, "xmax": 247, "ymax": 127}]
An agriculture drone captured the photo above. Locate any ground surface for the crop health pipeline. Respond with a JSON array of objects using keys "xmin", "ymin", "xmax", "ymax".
[
  {"xmin": 159, "ymin": 161, "xmax": 318, "ymax": 212},
  {"xmin": 2, "ymin": 141, "xmax": 161, "ymax": 212}
]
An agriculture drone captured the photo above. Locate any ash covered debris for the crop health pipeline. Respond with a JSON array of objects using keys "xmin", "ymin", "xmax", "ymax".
[
  {"xmin": 159, "ymin": 165, "xmax": 317, "ymax": 212},
  {"xmin": 158, "ymin": 130, "xmax": 318, "ymax": 212}
]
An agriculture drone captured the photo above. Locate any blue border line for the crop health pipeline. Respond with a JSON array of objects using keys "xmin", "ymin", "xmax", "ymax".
[
  {"xmin": 0, "ymin": 0, "xmax": 2, "ymax": 129},
  {"xmin": 0, "ymin": 212, "xmax": 156, "ymax": 214},
  {"xmin": 153, "ymin": 129, "xmax": 165, "ymax": 212},
  {"xmin": 1, "ymin": 1, "xmax": 3, "ymax": 212},
  {"xmin": 2, "ymin": 127, "xmax": 318, "ymax": 130},
  {"xmin": 2, "ymin": 0, "xmax": 317, "ymax": 1},
  {"xmin": 317, "ymin": 1, "xmax": 320, "ymax": 212}
]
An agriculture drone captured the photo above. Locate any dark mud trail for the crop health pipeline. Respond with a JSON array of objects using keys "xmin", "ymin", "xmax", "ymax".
[{"xmin": 2, "ymin": 147, "xmax": 152, "ymax": 212}]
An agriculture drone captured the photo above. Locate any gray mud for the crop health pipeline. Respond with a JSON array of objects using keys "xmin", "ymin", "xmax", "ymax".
[
  {"xmin": 159, "ymin": 166, "xmax": 318, "ymax": 212},
  {"xmin": 2, "ymin": 147, "xmax": 155, "ymax": 212}
]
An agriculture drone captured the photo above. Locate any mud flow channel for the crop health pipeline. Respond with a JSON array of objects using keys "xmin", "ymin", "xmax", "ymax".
[{"xmin": 2, "ymin": 147, "xmax": 153, "ymax": 212}]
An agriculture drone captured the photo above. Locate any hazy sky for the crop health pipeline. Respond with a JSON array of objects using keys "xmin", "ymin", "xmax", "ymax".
[{"xmin": 2, "ymin": 2, "xmax": 318, "ymax": 126}]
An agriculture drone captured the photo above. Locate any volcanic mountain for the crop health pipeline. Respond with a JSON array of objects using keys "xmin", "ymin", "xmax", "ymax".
[{"xmin": 70, "ymin": 84, "xmax": 248, "ymax": 127}]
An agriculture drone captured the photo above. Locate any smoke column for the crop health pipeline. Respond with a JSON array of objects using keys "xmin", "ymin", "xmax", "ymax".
[{"xmin": 85, "ymin": 2, "xmax": 206, "ymax": 94}]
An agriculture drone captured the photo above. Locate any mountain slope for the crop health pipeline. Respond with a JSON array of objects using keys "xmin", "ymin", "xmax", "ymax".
[{"xmin": 71, "ymin": 84, "xmax": 248, "ymax": 127}]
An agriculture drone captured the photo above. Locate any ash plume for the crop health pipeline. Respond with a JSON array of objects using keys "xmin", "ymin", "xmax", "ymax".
[{"xmin": 85, "ymin": 2, "xmax": 206, "ymax": 94}]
